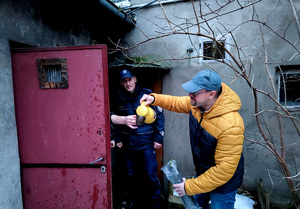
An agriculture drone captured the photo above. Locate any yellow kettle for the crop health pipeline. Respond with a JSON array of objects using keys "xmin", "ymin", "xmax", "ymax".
[{"xmin": 136, "ymin": 102, "xmax": 157, "ymax": 124}]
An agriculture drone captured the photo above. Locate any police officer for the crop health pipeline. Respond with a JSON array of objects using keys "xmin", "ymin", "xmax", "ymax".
[{"xmin": 110, "ymin": 69, "xmax": 165, "ymax": 209}]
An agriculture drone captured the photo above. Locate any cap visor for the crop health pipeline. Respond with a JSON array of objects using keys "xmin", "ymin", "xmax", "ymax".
[
  {"xmin": 181, "ymin": 80, "xmax": 202, "ymax": 93},
  {"xmin": 120, "ymin": 75, "xmax": 133, "ymax": 80}
]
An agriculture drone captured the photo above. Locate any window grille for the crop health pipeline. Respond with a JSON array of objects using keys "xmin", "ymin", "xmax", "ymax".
[
  {"xmin": 277, "ymin": 66, "xmax": 300, "ymax": 109},
  {"xmin": 203, "ymin": 41, "xmax": 225, "ymax": 60},
  {"xmin": 45, "ymin": 65, "xmax": 62, "ymax": 82},
  {"xmin": 36, "ymin": 58, "xmax": 69, "ymax": 89}
]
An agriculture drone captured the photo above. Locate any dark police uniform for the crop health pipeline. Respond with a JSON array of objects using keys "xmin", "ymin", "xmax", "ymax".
[{"xmin": 112, "ymin": 84, "xmax": 165, "ymax": 209}]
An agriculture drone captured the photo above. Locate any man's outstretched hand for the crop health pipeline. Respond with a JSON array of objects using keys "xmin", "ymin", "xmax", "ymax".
[{"xmin": 140, "ymin": 94, "xmax": 155, "ymax": 106}]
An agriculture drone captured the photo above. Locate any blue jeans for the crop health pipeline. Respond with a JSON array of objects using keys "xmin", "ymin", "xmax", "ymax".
[{"xmin": 194, "ymin": 190, "xmax": 237, "ymax": 209}]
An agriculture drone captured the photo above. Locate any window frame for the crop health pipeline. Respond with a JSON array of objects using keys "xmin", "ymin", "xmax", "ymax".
[
  {"xmin": 199, "ymin": 38, "xmax": 229, "ymax": 63},
  {"xmin": 276, "ymin": 65, "xmax": 300, "ymax": 111},
  {"xmin": 36, "ymin": 58, "xmax": 69, "ymax": 89}
]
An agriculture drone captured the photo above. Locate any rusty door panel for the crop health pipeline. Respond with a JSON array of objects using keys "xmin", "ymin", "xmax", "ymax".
[
  {"xmin": 12, "ymin": 45, "xmax": 112, "ymax": 209},
  {"xmin": 22, "ymin": 167, "xmax": 108, "ymax": 209},
  {"xmin": 12, "ymin": 46, "xmax": 110, "ymax": 165}
]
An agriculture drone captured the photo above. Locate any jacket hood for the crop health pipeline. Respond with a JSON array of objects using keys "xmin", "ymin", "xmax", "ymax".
[{"xmin": 205, "ymin": 83, "xmax": 241, "ymax": 119}]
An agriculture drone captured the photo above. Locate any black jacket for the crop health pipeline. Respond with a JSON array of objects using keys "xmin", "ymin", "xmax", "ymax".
[{"xmin": 111, "ymin": 85, "xmax": 165, "ymax": 150}]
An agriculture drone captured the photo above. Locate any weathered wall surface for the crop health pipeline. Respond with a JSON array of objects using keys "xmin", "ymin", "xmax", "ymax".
[
  {"xmin": 121, "ymin": 0, "xmax": 300, "ymax": 204},
  {"xmin": 0, "ymin": 38, "xmax": 23, "ymax": 209},
  {"xmin": 0, "ymin": 0, "xmax": 92, "ymax": 47}
]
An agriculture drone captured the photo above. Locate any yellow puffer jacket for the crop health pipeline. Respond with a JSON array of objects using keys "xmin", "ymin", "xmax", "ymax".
[{"xmin": 151, "ymin": 83, "xmax": 244, "ymax": 195}]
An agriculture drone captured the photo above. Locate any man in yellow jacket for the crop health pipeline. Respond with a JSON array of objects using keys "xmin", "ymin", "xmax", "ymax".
[{"xmin": 140, "ymin": 70, "xmax": 244, "ymax": 209}]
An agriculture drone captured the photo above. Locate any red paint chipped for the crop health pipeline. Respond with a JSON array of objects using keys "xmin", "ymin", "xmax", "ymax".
[
  {"xmin": 92, "ymin": 185, "xmax": 99, "ymax": 209},
  {"xmin": 97, "ymin": 74, "xmax": 101, "ymax": 82},
  {"xmin": 94, "ymin": 96, "xmax": 101, "ymax": 102},
  {"xmin": 61, "ymin": 168, "xmax": 67, "ymax": 177}
]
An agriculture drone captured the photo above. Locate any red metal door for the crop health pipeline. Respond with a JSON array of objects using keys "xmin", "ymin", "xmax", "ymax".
[{"xmin": 12, "ymin": 45, "xmax": 112, "ymax": 209}]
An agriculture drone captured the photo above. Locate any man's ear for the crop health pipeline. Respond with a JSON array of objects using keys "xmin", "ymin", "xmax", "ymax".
[{"xmin": 208, "ymin": 91, "xmax": 217, "ymax": 99}]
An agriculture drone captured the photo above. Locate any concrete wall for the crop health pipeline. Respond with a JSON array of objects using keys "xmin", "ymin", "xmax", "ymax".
[
  {"xmin": 121, "ymin": 0, "xmax": 300, "ymax": 204},
  {"xmin": 0, "ymin": 1, "xmax": 92, "ymax": 47},
  {"xmin": 0, "ymin": 38, "xmax": 23, "ymax": 209}
]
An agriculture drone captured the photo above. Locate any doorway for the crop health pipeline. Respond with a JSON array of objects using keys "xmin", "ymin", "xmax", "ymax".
[{"xmin": 108, "ymin": 66, "xmax": 169, "ymax": 208}]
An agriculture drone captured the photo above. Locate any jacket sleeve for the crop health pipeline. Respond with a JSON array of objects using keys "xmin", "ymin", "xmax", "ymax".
[
  {"xmin": 152, "ymin": 105, "xmax": 165, "ymax": 144},
  {"xmin": 109, "ymin": 112, "xmax": 122, "ymax": 143},
  {"xmin": 184, "ymin": 125, "xmax": 244, "ymax": 195},
  {"xmin": 150, "ymin": 93, "xmax": 191, "ymax": 114}
]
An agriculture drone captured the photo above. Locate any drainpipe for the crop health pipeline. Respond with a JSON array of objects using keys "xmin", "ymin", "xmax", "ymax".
[
  {"xmin": 128, "ymin": 0, "xmax": 189, "ymax": 11},
  {"xmin": 127, "ymin": 0, "xmax": 157, "ymax": 15},
  {"xmin": 98, "ymin": 0, "xmax": 135, "ymax": 27}
]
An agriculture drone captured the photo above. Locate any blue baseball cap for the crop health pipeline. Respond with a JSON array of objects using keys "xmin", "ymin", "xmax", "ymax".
[
  {"xmin": 182, "ymin": 70, "xmax": 221, "ymax": 92},
  {"xmin": 119, "ymin": 69, "xmax": 134, "ymax": 80}
]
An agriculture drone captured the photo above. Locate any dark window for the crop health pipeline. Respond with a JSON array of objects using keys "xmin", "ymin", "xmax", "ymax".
[
  {"xmin": 277, "ymin": 66, "xmax": 300, "ymax": 107},
  {"xmin": 203, "ymin": 41, "xmax": 225, "ymax": 60},
  {"xmin": 36, "ymin": 58, "xmax": 69, "ymax": 89}
]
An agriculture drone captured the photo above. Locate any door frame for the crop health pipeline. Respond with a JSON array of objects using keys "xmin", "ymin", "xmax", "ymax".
[{"xmin": 108, "ymin": 65, "xmax": 170, "ymax": 184}]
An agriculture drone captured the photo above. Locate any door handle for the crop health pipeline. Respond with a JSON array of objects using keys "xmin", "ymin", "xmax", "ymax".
[{"xmin": 90, "ymin": 157, "xmax": 104, "ymax": 164}]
